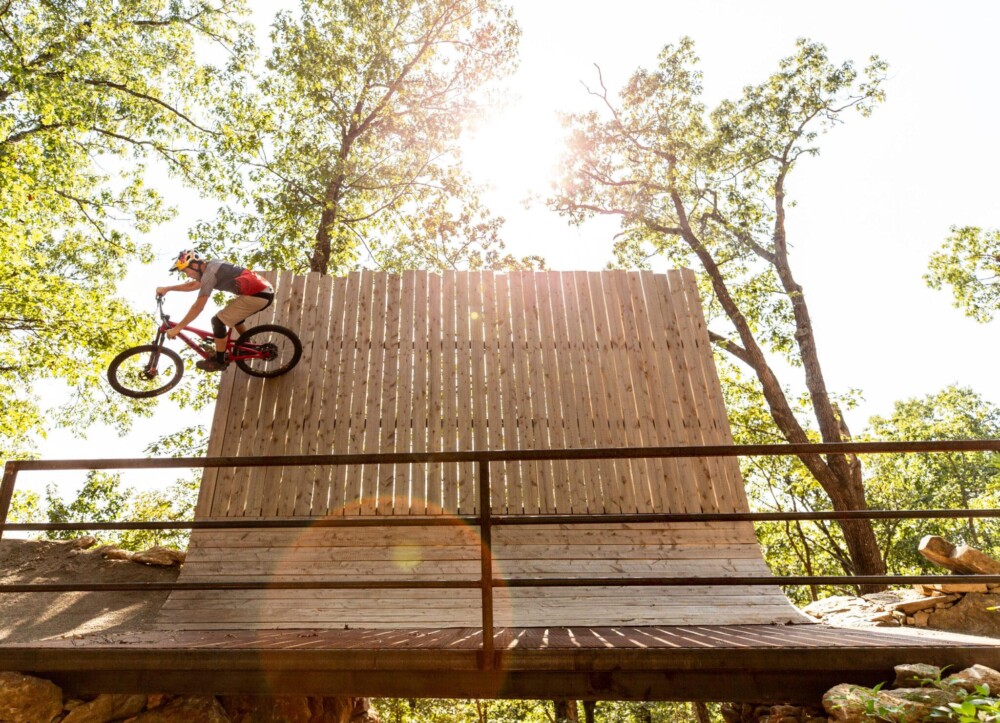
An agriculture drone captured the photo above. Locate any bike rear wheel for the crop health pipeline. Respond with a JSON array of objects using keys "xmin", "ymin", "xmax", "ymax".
[
  {"xmin": 233, "ymin": 324, "xmax": 302, "ymax": 378},
  {"xmin": 107, "ymin": 344, "xmax": 184, "ymax": 398}
]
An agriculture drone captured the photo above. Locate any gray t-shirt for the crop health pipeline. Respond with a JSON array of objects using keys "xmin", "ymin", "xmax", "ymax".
[{"xmin": 197, "ymin": 260, "xmax": 271, "ymax": 298}]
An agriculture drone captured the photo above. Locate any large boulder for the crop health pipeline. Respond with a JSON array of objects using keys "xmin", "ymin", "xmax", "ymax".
[
  {"xmin": 919, "ymin": 535, "xmax": 1000, "ymax": 575},
  {"xmin": 61, "ymin": 693, "xmax": 148, "ymax": 723},
  {"xmin": 0, "ymin": 671, "xmax": 63, "ymax": 723},
  {"xmin": 945, "ymin": 664, "xmax": 1000, "ymax": 694},
  {"xmin": 927, "ymin": 593, "xmax": 1000, "ymax": 637},
  {"xmin": 128, "ymin": 696, "xmax": 230, "ymax": 722}
]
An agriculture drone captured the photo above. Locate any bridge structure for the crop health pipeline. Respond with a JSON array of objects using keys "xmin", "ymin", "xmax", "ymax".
[{"xmin": 2, "ymin": 269, "xmax": 999, "ymax": 702}]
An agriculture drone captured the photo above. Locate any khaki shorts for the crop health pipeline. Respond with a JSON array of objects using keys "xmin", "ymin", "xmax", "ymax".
[{"xmin": 216, "ymin": 295, "xmax": 271, "ymax": 328}]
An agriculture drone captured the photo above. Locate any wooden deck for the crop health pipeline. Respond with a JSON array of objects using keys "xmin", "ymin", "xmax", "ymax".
[{"xmin": 4, "ymin": 624, "xmax": 998, "ymax": 702}]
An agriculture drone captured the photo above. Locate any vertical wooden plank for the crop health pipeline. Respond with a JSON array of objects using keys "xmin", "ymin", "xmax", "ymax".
[
  {"xmin": 359, "ymin": 272, "xmax": 388, "ymax": 515},
  {"xmin": 668, "ymin": 272, "xmax": 734, "ymax": 512},
  {"xmin": 467, "ymin": 272, "xmax": 488, "ymax": 515},
  {"xmin": 676, "ymin": 270, "xmax": 746, "ymax": 511},
  {"xmin": 518, "ymin": 272, "xmax": 551, "ymax": 515},
  {"xmin": 653, "ymin": 271, "xmax": 717, "ymax": 513},
  {"xmin": 376, "ymin": 273, "xmax": 402, "ymax": 515},
  {"xmin": 576, "ymin": 270, "xmax": 620, "ymax": 514},
  {"xmin": 294, "ymin": 274, "xmax": 343, "ymax": 517},
  {"xmin": 210, "ymin": 270, "xmax": 283, "ymax": 518},
  {"xmin": 535, "ymin": 272, "xmax": 567, "ymax": 513},
  {"xmin": 481, "ymin": 272, "xmax": 506, "ymax": 512},
  {"xmin": 426, "ymin": 272, "xmax": 443, "ymax": 513},
  {"xmin": 455, "ymin": 272, "xmax": 478, "ymax": 515},
  {"xmin": 410, "ymin": 271, "xmax": 429, "ymax": 514},
  {"xmin": 625, "ymin": 271, "xmax": 673, "ymax": 513},
  {"xmin": 441, "ymin": 270, "xmax": 460, "ymax": 513},
  {"xmin": 389, "ymin": 271, "xmax": 416, "ymax": 515},
  {"xmin": 547, "ymin": 272, "xmax": 582, "ymax": 514},
  {"xmin": 610, "ymin": 270, "xmax": 660, "ymax": 512},
  {"xmin": 636, "ymin": 270, "xmax": 693, "ymax": 514},
  {"xmin": 602, "ymin": 271, "xmax": 641, "ymax": 513},
  {"xmin": 587, "ymin": 272, "xmax": 634, "ymax": 513},
  {"xmin": 329, "ymin": 271, "xmax": 363, "ymax": 515},
  {"xmin": 256, "ymin": 271, "xmax": 308, "ymax": 518},
  {"xmin": 343, "ymin": 270, "xmax": 375, "ymax": 513},
  {"xmin": 310, "ymin": 273, "xmax": 346, "ymax": 516},
  {"xmin": 561, "ymin": 271, "xmax": 599, "ymax": 513},
  {"xmin": 239, "ymin": 270, "xmax": 293, "ymax": 517},
  {"xmin": 195, "ymin": 329, "xmax": 241, "ymax": 518},
  {"xmin": 286, "ymin": 271, "xmax": 328, "ymax": 516},
  {"xmin": 497, "ymin": 273, "xmax": 523, "ymax": 514}
]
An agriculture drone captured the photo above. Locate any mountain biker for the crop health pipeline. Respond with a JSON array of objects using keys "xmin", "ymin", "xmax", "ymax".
[{"xmin": 155, "ymin": 250, "xmax": 274, "ymax": 372}]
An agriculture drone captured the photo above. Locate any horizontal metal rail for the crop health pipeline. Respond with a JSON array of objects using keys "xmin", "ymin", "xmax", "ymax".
[
  {"xmin": 2, "ymin": 574, "xmax": 1000, "ymax": 595},
  {"xmin": 5, "ymin": 439, "xmax": 999, "ymax": 474},
  {"xmin": 3, "ymin": 440, "xmax": 999, "ymax": 671},
  {"xmin": 6, "ymin": 507, "xmax": 1000, "ymax": 533}
]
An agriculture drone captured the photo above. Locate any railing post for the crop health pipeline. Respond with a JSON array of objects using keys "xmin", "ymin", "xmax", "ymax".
[
  {"xmin": 0, "ymin": 462, "xmax": 18, "ymax": 542},
  {"xmin": 478, "ymin": 458, "xmax": 494, "ymax": 670}
]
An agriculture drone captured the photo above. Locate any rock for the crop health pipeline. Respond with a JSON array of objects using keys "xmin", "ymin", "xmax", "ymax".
[
  {"xmin": 887, "ymin": 594, "xmax": 954, "ymax": 615},
  {"xmin": 893, "ymin": 663, "xmax": 942, "ymax": 688},
  {"xmin": 927, "ymin": 593, "xmax": 1000, "ymax": 638},
  {"xmin": 922, "ymin": 583, "xmax": 989, "ymax": 594},
  {"xmin": 919, "ymin": 535, "xmax": 957, "ymax": 568},
  {"xmin": 823, "ymin": 683, "xmax": 872, "ymax": 721},
  {"xmin": 884, "ymin": 686, "xmax": 960, "ymax": 707},
  {"xmin": 945, "ymin": 663, "xmax": 1000, "ymax": 694},
  {"xmin": 920, "ymin": 536, "xmax": 1000, "ymax": 575},
  {"xmin": 61, "ymin": 693, "xmax": 148, "ymax": 723},
  {"xmin": 131, "ymin": 546, "xmax": 186, "ymax": 567},
  {"xmin": 873, "ymin": 690, "xmax": 931, "ymax": 722},
  {"xmin": 802, "ymin": 596, "xmax": 899, "ymax": 627},
  {"xmin": 96, "ymin": 545, "xmax": 133, "ymax": 561},
  {"xmin": 69, "ymin": 535, "xmax": 97, "ymax": 550},
  {"xmin": 0, "ymin": 672, "xmax": 64, "ymax": 723},
  {"xmin": 913, "ymin": 610, "xmax": 930, "ymax": 627},
  {"xmin": 128, "ymin": 696, "xmax": 230, "ymax": 722}
]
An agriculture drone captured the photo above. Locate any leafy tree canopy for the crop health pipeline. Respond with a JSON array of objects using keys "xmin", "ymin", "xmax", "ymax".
[
  {"xmin": 549, "ymin": 36, "xmax": 889, "ymax": 580},
  {"xmin": 0, "ymin": 0, "xmax": 254, "ymax": 459},
  {"xmin": 192, "ymin": 0, "xmax": 541, "ymax": 275},
  {"xmin": 926, "ymin": 225, "xmax": 1000, "ymax": 323}
]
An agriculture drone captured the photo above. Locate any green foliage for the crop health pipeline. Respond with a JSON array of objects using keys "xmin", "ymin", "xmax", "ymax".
[
  {"xmin": 0, "ymin": 0, "xmax": 255, "ymax": 459},
  {"xmin": 41, "ymin": 470, "xmax": 196, "ymax": 550},
  {"xmin": 862, "ymin": 386, "xmax": 1000, "ymax": 573},
  {"xmin": 192, "ymin": 0, "xmax": 540, "ymax": 275},
  {"xmin": 370, "ymin": 699, "xmax": 721, "ymax": 722},
  {"xmin": 935, "ymin": 684, "xmax": 1000, "ymax": 722},
  {"xmin": 926, "ymin": 226, "xmax": 1000, "ymax": 323}
]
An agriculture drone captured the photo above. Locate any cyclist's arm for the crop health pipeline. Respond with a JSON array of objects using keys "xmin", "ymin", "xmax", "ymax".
[
  {"xmin": 165, "ymin": 296, "xmax": 209, "ymax": 338},
  {"xmin": 156, "ymin": 280, "xmax": 201, "ymax": 296}
]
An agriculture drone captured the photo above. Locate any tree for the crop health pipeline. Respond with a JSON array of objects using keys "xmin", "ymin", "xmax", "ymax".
[
  {"xmin": 193, "ymin": 0, "xmax": 539, "ymax": 275},
  {"xmin": 549, "ymin": 38, "xmax": 889, "ymax": 583},
  {"xmin": 0, "ymin": 0, "xmax": 254, "ymax": 460},
  {"xmin": 926, "ymin": 226, "xmax": 1000, "ymax": 322},
  {"xmin": 864, "ymin": 386, "xmax": 1000, "ymax": 572}
]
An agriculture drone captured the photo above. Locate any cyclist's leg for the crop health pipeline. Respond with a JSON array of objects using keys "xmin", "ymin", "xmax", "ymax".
[{"xmin": 198, "ymin": 296, "xmax": 269, "ymax": 371}]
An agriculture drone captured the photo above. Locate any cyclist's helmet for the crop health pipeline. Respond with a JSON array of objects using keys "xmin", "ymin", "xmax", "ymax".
[{"xmin": 169, "ymin": 249, "xmax": 202, "ymax": 273}]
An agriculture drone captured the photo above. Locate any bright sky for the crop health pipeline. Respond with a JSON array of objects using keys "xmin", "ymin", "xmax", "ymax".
[{"xmin": 29, "ymin": 0, "xmax": 1000, "ymax": 497}]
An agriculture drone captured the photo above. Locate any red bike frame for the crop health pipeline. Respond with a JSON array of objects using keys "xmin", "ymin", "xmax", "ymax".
[{"xmin": 154, "ymin": 298, "xmax": 269, "ymax": 364}]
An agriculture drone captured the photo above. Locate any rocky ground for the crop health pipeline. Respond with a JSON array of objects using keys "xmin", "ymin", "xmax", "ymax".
[{"xmin": 0, "ymin": 538, "xmax": 179, "ymax": 644}]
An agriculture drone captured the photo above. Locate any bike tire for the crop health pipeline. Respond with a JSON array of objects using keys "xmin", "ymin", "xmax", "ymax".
[
  {"xmin": 233, "ymin": 324, "xmax": 302, "ymax": 378},
  {"xmin": 107, "ymin": 344, "xmax": 185, "ymax": 398}
]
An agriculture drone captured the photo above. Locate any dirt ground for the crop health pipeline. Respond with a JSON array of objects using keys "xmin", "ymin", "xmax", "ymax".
[{"xmin": 0, "ymin": 538, "xmax": 180, "ymax": 643}]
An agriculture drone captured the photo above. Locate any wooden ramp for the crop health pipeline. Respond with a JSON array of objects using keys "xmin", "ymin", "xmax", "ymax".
[{"xmin": 158, "ymin": 269, "xmax": 808, "ymax": 630}]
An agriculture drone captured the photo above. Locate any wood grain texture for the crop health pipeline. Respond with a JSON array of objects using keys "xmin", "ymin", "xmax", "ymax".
[{"xmin": 169, "ymin": 270, "xmax": 806, "ymax": 630}]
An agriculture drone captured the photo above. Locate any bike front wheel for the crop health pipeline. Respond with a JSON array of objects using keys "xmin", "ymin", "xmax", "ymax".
[
  {"xmin": 107, "ymin": 344, "xmax": 185, "ymax": 398},
  {"xmin": 233, "ymin": 324, "xmax": 302, "ymax": 378}
]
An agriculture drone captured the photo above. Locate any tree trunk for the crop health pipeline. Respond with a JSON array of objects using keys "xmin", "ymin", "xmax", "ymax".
[
  {"xmin": 692, "ymin": 702, "xmax": 712, "ymax": 723},
  {"xmin": 582, "ymin": 701, "xmax": 595, "ymax": 723},
  {"xmin": 553, "ymin": 700, "xmax": 579, "ymax": 722}
]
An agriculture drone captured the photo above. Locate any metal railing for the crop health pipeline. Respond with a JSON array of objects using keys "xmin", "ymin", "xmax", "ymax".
[{"xmin": 3, "ymin": 439, "xmax": 1000, "ymax": 667}]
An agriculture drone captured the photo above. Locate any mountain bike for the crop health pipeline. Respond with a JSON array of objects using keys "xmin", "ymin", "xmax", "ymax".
[{"xmin": 107, "ymin": 295, "xmax": 302, "ymax": 398}]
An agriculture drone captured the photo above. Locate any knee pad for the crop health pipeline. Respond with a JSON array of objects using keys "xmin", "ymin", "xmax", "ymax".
[{"xmin": 210, "ymin": 315, "xmax": 227, "ymax": 338}]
